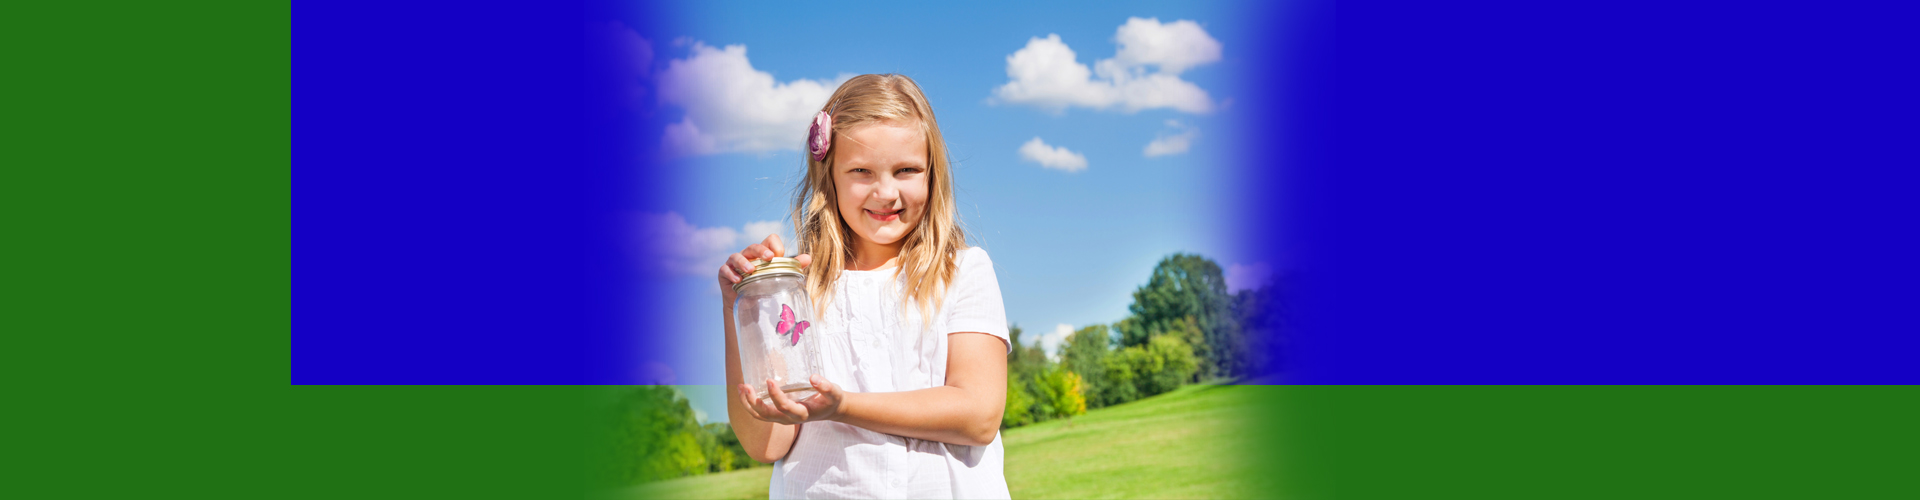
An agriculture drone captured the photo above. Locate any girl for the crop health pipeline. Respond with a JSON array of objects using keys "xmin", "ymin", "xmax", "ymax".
[{"xmin": 718, "ymin": 74, "xmax": 1012, "ymax": 499}]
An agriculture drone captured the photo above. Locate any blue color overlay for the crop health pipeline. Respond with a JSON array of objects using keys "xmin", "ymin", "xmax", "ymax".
[{"xmin": 295, "ymin": 1, "xmax": 1918, "ymax": 384}]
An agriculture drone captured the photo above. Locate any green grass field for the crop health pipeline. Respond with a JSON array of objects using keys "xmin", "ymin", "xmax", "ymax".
[
  {"xmin": 1002, "ymin": 384, "xmax": 1260, "ymax": 499},
  {"xmin": 609, "ymin": 466, "xmax": 774, "ymax": 500},
  {"xmin": 613, "ymin": 383, "xmax": 1265, "ymax": 499}
]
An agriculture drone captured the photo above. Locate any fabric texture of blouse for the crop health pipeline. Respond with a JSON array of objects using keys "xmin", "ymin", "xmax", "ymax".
[{"xmin": 769, "ymin": 246, "xmax": 1012, "ymax": 500}]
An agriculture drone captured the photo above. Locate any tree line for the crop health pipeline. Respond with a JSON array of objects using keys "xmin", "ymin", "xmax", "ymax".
[
  {"xmin": 1003, "ymin": 253, "xmax": 1285, "ymax": 429},
  {"xmin": 591, "ymin": 386, "xmax": 763, "ymax": 488},
  {"xmin": 593, "ymin": 253, "xmax": 1287, "ymax": 486}
]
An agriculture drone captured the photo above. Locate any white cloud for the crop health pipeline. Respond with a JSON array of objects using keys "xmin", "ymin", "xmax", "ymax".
[
  {"xmin": 657, "ymin": 42, "xmax": 848, "ymax": 156},
  {"xmin": 1040, "ymin": 324, "xmax": 1074, "ymax": 359},
  {"xmin": 992, "ymin": 18, "xmax": 1221, "ymax": 114},
  {"xmin": 1019, "ymin": 137, "xmax": 1088, "ymax": 172},
  {"xmin": 1226, "ymin": 262, "xmax": 1274, "ymax": 293},
  {"xmin": 1112, "ymin": 17, "xmax": 1223, "ymax": 74},
  {"xmin": 633, "ymin": 212, "xmax": 792, "ymax": 275},
  {"xmin": 1144, "ymin": 119, "xmax": 1199, "ymax": 157}
]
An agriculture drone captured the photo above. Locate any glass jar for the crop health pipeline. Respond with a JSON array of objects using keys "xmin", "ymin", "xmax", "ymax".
[{"xmin": 732, "ymin": 257, "xmax": 823, "ymax": 403}]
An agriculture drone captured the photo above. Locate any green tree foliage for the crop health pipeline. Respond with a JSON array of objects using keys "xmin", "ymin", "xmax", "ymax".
[
  {"xmin": 659, "ymin": 430, "xmax": 707, "ymax": 478},
  {"xmin": 703, "ymin": 423, "xmax": 755, "ymax": 473},
  {"xmin": 1098, "ymin": 348, "xmax": 1139, "ymax": 406},
  {"xmin": 1033, "ymin": 365, "xmax": 1087, "ymax": 419},
  {"xmin": 1002, "ymin": 374, "xmax": 1036, "ymax": 429},
  {"xmin": 1004, "ymin": 324, "xmax": 1052, "ymax": 427},
  {"xmin": 1142, "ymin": 334, "xmax": 1199, "ymax": 396},
  {"xmin": 1001, "ymin": 253, "xmax": 1286, "ymax": 430},
  {"xmin": 1006, "ymin": 324, "xmax": 1051, "ymax": 381},
  {"xmin": 592, "ymin": 386, "xmax": 764, "ymax": 488},
  {"xmin": 1095, "ymin": 332, "xmax": 1200, "ymax": 403},
  {"xmin": 1114, "ymin": 253, "xmax": 1242, "ymax": 381},
  {"xmin": 595, "ymin": 386, "xmax": 703, "ymax": 485},
  {"xmin": 1060, "ymin": 324, "xmax": 1117, "ymax": 408}
]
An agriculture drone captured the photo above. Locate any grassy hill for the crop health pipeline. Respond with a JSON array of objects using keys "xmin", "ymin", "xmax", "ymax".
[
  {"xmin": 608, "ymin": 466, "xmax": 773, "ymax": 500},
  {"xmin": 610, "ymin": 383, "xmax": 1269, "ymax": 499},
  {"xmin": 1003, "ymin": 383, "xmax": 1261, "ymax": 499}
]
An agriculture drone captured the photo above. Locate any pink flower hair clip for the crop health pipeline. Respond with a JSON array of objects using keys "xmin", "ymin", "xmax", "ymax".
[{"xmin": 808, "ymin": 110, "xmax": 833, "ymax": 162}]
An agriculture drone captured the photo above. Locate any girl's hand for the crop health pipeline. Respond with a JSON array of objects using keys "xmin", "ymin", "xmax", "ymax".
[
  {"xmin": 717, "ymin": 234, "xmax": 813, "ymax": 304},
  {"xmin": 736, "ymin": 375, "xmax": 847, "ymax": 425}
]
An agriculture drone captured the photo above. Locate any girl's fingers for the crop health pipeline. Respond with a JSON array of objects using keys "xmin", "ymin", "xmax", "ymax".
[
  {"xmin": 754, "ymin": 399, "xmax": 784, "ymax": 422},
  {"xmin": 780, "ymin": 398, "xmax": 809, "ymax": 420},
  {"xmin": 763, "ymin": 379, "xmax": 792, "ymax": 409},
  {"xmin": 742, "ymin": 243, "xmax": 772, "ymax": 262},
  {"xmin": 726, "ymin": 253, "xmax": 754, "ymax": 279},
  {"xmin": 736, "ymin": 384, "xmax": 767, "ymax": 420},
  {"xmin": 805, "ymin": 375, "xmax": 838, "ymax": 412},
  {"xmin": 740, "ymin": 383, "xmax": 790, "ymax": 423},
  {"xmin": 795, "ymin": 254, "xmax": 812, "ymax": 270},
  {"xmin": 766, "ymin": 379, "xmax": 808, "ymax": 420},
  {"xmin": 737, "ymin": 384, "xmax": 768, "ymax": 419},
  {"xmin": 764, "ymin": 234, "xmax": 785, "ymax": 259},
  {"xmin": 754, "ymin": 388, "xmax": 790, "ymax": 422},
  {"xmin": 720, "ymin": 263, "xmax": 740, "ymax": 284}
]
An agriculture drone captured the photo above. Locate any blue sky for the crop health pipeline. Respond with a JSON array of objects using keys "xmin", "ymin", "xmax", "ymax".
[{"xmin": 618, "ymin": 0, "xmax": 1272, "ymax": 421}]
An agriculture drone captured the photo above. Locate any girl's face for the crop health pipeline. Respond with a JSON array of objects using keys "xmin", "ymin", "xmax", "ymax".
[{"xmin": 832, "ymin": 119, "xmax": 930, "ymax": 253}]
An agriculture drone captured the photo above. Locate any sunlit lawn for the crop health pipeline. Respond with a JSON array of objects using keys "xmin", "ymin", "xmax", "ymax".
[
  {"xmin": 1002, "ymin": 384, "xmax": 1260, "ymax": 499},
  {"xmin": 609, "ymin": 384, "xmax": 1264, "ymax": 499},
  {"xmin": 609, "ymin": 466, "xmax": 773, "ymax": 500}
]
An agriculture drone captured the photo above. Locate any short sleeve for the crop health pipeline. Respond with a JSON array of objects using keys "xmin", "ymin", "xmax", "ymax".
[{"xmin": 943, "ymin": 246, "xmax": 1011, "ymax": 353}]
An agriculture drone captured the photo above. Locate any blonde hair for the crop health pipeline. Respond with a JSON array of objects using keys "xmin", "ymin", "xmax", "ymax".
[{"xmin": 793, "ymin": 74, "xmax": 966, "ymax": 322}]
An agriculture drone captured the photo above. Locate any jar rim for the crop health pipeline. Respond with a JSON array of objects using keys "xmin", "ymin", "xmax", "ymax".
[{"xmin": 732, "ymin": 258, "xmax": 806, "ymax": 292}]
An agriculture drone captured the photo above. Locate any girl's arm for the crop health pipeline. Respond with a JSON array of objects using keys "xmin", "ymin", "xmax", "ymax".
[
  {"xmin": 720, "ymin": 235, "xmax": 808, "ymax": 463},
  {"xmin": 835, "ymin": 332, "xmax": 1008, "ymax": 446},
  {"xmin": 742, "ymin": 332, "xmax": 1008, "ymax": 447}
]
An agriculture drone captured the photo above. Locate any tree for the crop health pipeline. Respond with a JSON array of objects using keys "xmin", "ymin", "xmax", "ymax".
[
  {"xmin": 999, "ymin": 252, "xmax": 1285, "ymax": 428},
  {"xmin": 1005, "ymin": 323, "xmax": 1056, "ymax": 427},
  {"xmin": 1033, "ymin": 365, "xmax": 1087, "ymax": 419},
  {"xmin": 591, "ymin": 386, "xmax": 770, "ymax": 488},
  {"xmin": 1001, "ymin": 375, "xmax": 1036, "ymax": 429},
  {"xmin": 1060, "ymin": 324, "xmax": 1115, "ymax": 408},
  {"xmin": 1007, "ymin": 323, "xmax": 1051, "ymax": 381},
  {"xmin": 1087, "ymin": 327, "xmax": 1202, "ymax": 407},
  {"xmin": 1099, "ymin": 347, "xmax": 1141, "ymax": 405},
  {"xmin": 1142, "ymin": 334, "xmax": 1199, "ymax": 396},
  {"xmin": 704, "ymin": 422, "xmax": 756, "ymax": 472},
  {"xmin": 1115, "ymin": 253, "xmax": 1242, "ymax": 381},
  {"xmin": 596, "ymin": 386, "xmax": 709, "ymax": 485},
  {"xmin": 1008, "ymin": 323, "xmax": 1025, "ymax": 364}
]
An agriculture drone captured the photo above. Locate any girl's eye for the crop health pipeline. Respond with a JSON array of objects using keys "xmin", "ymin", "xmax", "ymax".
[{"xmin": 897, "ymin": 168, "xmax": 923, "ymax": 175}]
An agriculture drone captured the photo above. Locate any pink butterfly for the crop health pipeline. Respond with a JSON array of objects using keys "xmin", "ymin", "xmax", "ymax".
[{"xmin": 776, "ymin": 304, "xmax": 810, "ymax": 346}]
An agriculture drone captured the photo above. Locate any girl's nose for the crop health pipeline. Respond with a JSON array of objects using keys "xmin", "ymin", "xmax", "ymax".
[{"xmin": 872, "ymin": 179, "xmax": 900, "ymax": 202}]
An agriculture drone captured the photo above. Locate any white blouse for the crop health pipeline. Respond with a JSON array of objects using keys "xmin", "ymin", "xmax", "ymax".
[{"xmin": 770, "ymin": 246, "xmax": 1012, "ymax": 500}]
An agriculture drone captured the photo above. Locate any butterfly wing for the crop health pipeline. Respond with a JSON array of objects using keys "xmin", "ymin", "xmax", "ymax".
[
  {"xmin": 791, "ymin": 321, "xmax": 809, "ymax": 346},
  {"xmin": 777, "ymin": 304, "xmax": 795, "ymax": 335}
]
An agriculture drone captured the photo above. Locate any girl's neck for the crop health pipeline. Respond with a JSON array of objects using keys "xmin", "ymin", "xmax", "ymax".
[{"xmin": 848, "ymin": 240, "xmax": 903, "ymax": 271}]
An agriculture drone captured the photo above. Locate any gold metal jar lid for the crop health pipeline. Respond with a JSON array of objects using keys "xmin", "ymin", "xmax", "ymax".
[{"xmin": 733, "ymin": 257, "xmax": 805, "ymax": 292}]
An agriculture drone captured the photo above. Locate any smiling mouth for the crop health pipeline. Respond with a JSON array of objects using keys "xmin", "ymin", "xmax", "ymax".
[{"xmin": 865, "ymin": 209, "xmax": 902, "ymax": 222}]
